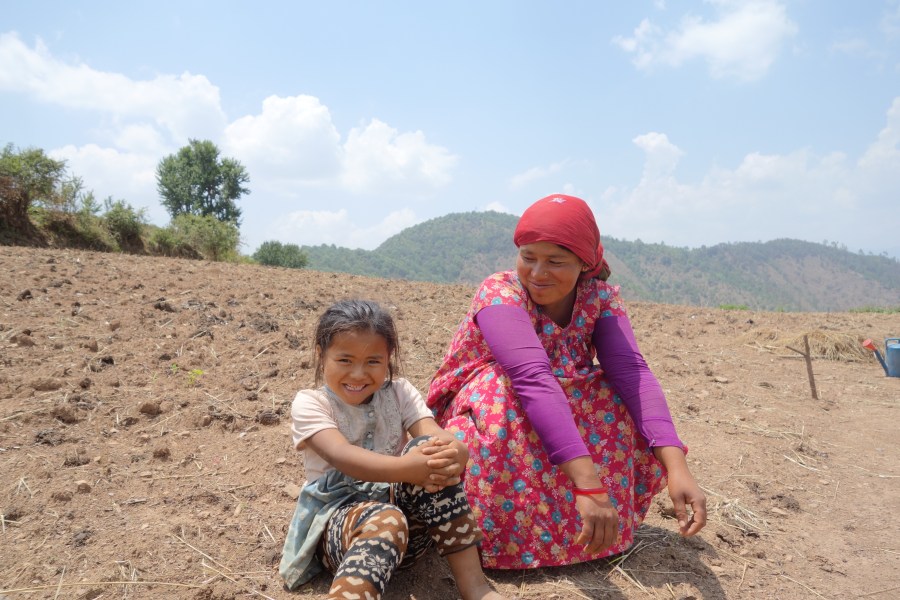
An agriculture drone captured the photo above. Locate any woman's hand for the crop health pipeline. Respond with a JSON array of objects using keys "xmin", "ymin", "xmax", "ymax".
[
  {"xmin": 654, "ymin": 446, "xmax": 707, "ymax": 536},
  {"xmin": 666, "ymin": 468, "xmax": 707, "ymax": 536},
  {"xmin": 574, "ymin": 492, "xmax": 619, "ymax": 553},
  {"xmin": 558, "ymin": 456, "xmax": 620, "ymax": 553}
]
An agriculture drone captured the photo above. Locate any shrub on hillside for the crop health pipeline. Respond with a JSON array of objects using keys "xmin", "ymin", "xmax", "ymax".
[
  {"xmin": 0, "ymin": 144, "xmax": 67, "ymax": 227},
  {"xmin": 252, "ymin": 240, "xmax": 308, "ymax": 269},
  {"xmin": 149, "ymin": 214, "xmax": 240, "ymax": 262},
  {"xmin": 148, "ymin": 226, "xmax": 186, "ymax": 257},
  {"xmin": 104, "ymin": 199, "xmax": 147, "ymax": 247}
]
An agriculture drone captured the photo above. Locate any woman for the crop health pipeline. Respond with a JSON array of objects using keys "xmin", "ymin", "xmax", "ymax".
[{"xmin": 427, "ymin": 194, "xmax": 706, "ymax": 569}]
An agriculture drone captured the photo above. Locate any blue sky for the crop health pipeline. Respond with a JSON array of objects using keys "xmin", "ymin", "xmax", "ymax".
[{"xmin": 3, "ymin": 1, "xmax": 899, "ymax": 258}]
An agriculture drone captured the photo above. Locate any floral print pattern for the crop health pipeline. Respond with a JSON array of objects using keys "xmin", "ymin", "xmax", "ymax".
[{"xmin": 427, "ymin": 271, "xmax": 667, "ymax": 569}]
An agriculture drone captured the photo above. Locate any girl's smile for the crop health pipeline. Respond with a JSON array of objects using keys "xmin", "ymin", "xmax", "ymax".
[{"xmin": 320, "ymin": 329, "xmax": 390, "ymax": 406}]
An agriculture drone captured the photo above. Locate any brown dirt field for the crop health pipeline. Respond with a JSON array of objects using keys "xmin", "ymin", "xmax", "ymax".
[{"xmin": 1, "ymin": 246, "xmax": 898, "ymax": 600}]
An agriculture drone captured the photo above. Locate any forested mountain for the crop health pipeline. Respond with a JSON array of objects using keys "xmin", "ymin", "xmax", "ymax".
[
  {"xmin": 301, "ymin": 211, "xmax": 900, "ymax": 312},
  {"xmin": 301, "ymin": 212, "xmax": 517, "ymax": 283}
]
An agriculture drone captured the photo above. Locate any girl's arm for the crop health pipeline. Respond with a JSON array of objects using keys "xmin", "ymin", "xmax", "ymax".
[{"xmin": 304, "ymin": 427, "xmax": 436, "ymax": 488}]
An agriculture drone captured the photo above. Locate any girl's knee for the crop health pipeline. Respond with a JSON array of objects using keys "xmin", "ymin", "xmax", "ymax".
[{"xmin": 358, "ymin": 504, "xmax": 410, "ymax": 551}]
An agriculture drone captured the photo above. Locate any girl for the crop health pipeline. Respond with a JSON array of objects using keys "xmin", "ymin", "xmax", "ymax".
[{"xmin": 279, "ymin": 299, "xmax": 507, "ymax": 600}]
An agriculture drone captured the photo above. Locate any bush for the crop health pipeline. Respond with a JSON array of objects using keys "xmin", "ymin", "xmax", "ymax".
[
  {"xmin": 103, "ymin": 199, "xmax": 147, "ymax": 246},
  {"xmin": 252, "ymin": 240, "xmax": 308, "ymax": 269},
  {"xmin": 148, "ymin": 226, "xmax": 182, "ymax": 257},
  {"xmin": 149, "ymin": 214, "xmax": 240, "ymax": 262},
  {"xmin": 1, "ymin": 144, "xmax": 67, "ymax": 229},
  {"xmin": 45, "ymin": 210, "xmax": 116, "ymax": 251}
]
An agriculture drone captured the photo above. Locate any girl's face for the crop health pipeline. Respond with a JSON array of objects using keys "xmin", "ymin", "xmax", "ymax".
[
  {"xmin": 516, "ymin": 242, "xmax": 585, "ymax": 322},
  {"xmin": 320, "ymin": 328, "xmax": 390, "ymax": 406}
]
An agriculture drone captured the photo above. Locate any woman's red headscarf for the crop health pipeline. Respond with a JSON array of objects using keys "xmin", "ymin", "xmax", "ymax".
[{"xmin": 513, "ymin": 194, "xmax": 611, "ymax": 280}]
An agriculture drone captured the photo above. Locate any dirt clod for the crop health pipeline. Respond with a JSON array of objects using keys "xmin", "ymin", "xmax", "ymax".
[
  {"xmin": 32, "ymin": 377, "xmax": 63, "ymax": 391},
  {"xmin": 256, "ymin": 410, "xmax": 280, "ymax": 425},
  {"xmin": 139, "ymin": 401, "xmax": 162, "ymax": 416}
]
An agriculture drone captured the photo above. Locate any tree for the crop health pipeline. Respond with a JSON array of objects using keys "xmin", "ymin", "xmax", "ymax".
[
  {"xmin": 253, "ymin": 240, "xmax": 309, "ymax": 269},
  {"xmin": 155, "ymin": 139, "xmax": 249, "ymax": 225},
  {"xmin": 0, "ymin": 144, "xmax": 68, "ymax": 228}
]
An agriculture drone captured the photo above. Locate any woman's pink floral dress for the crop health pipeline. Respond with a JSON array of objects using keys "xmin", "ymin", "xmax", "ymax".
[{"xmin": 427, "ymin": 271, "xmax": 667, "ymax": 569}]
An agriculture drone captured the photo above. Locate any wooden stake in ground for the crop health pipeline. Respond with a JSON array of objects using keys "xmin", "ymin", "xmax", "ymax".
[{"xmin": 787, "ymin": 335, "xmax": 819, "ymax": 401}]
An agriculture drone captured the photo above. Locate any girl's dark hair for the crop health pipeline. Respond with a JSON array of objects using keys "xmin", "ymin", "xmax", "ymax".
[{"xmin": 312, "ymin": 299, "xmax": 402, "ymax": 385}]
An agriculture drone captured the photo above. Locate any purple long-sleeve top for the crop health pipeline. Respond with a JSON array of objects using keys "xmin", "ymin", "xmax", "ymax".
[{"xmin": 475, "ymin": 303, "xmax": 683, "ymax": 465}]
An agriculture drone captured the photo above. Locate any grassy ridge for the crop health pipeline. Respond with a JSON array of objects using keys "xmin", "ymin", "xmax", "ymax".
[{"xmin": 302, "ymin": 211, "xmax": 900, "ymax": 312}]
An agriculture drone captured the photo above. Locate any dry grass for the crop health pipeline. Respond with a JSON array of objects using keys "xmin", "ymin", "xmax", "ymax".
[
  {"xmin": 741, "ymin": 329, "xmax": 870, "ymax": 361},
  {"xmin": 700, "ymin": 486, "xmax": 770, "ymax": 535}
]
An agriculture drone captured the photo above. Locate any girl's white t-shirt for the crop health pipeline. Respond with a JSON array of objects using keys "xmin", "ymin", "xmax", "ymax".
[{"xmin": 289, "ymin": 378, "xmax": 434, "ymax": 483}]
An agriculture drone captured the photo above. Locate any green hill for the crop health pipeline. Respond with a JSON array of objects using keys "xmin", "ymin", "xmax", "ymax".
[
  {"xmin": 302, "ymin": 211, "xmax": 519, "ymax": 283},
  {"xmin": 302, "ymin": 211, "xmax": 900, "ymax": 312}
]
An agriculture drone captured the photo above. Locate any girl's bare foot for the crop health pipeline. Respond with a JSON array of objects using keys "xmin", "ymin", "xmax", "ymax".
[{"xmin": 446, "ymin": 547, "xmax": 511, "ymax": 600}]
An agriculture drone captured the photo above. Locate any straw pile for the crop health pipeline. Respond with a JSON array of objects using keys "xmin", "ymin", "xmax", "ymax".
[{"xmin": 741, "ymin": 329, "xmax": 869, "ymax": 362}]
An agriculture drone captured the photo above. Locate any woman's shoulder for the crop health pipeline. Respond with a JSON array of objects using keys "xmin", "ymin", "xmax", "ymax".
[
  {"xmin": 577, "ymin": 276, "xmax": 627, "ymax": 317},
  {"xmin": 474, "ymin": 270, "xmax": 528, "ymax": 308},
  {"xmin": 581, "ymin": 276, "xmax": 620, "ymax": 294},
  {"xmin": 481, "ymin": 270, "xmax": 519, "ymax": 286}
]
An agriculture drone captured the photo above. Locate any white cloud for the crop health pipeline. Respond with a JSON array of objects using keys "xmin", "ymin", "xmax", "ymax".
[
  {"xmin": 2, "ymin": 35, "xmax": 457, "ymax": 230},
  {"xmin": 223, "ymin": 97, "xmax": 458, "ymax": 197},
  {"xmin": 613, "ymin": 0, "xmax": 798, "ymax": 82},
  {"xmin": 509, "ymin": 160, "xmax": 570, "ymax": 189},
  {"xmin": 0, "ymin": 32, "xmax": 226, "ymax": 141},
  {"xmin": 857, "ymin": 97, "xmax": 900, "ymax": 199},
  {"xmin": 222, "ymin": 95, "xmax": 342, "ymax": 186},
  {"xmin": 602, "ymin": 98, "xmax": 899, "ymax": 252},
  {"xmin": 111, "ymin": 124, "xmax": 168, "ymax": 156},
  {"xmin": 632, "ymin": 132, "xmax": 683, "ymax": 179},
  {"xmin": 270, "ymin": 207, "xmax": 418, "ymax": 250},
  {"xmin": 859, "ymin": 96, "xmax": 900, "ymax": 166},
  {"xmin": 341, "ymin": 119, "xmax": 458, "ymax": 193}
]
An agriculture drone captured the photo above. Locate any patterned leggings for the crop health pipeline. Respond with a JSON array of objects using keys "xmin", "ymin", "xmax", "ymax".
[{"xmin": 320, "ymin": 437, "xmax": 482, "ymax": 600}]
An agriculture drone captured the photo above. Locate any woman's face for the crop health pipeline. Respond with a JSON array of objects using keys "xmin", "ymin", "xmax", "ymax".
[{"xmin": 516, "ymin": 242, "xmax": 585, "ymax": 319}]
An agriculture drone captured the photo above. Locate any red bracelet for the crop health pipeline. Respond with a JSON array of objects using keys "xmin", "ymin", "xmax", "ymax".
[{"xmin": 572, "ymin": 487, "xmax": 607, "ymax": 497}]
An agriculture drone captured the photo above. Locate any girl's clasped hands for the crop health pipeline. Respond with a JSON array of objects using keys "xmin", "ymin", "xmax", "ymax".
[{"xmin": 407, "ymin": 437, "xmax": 465, "ymax": 492}]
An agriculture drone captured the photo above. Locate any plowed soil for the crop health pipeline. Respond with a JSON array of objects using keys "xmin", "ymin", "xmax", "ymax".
[{"xmin": 1, "ymin": 246, "xmax": 898, "ymax": 600}]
